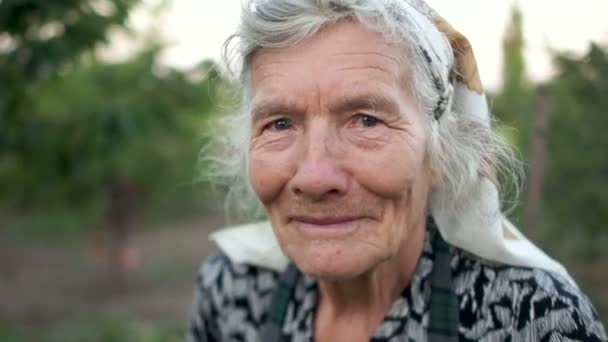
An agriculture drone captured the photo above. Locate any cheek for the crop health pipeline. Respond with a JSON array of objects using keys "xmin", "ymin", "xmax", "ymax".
[
  {"xmin": 348, "ymin": 139, "xmax": 426, "ymax": 197},
  {"xmin": 248, "ymin": 151, "xmax": 294, "ymax": 204}
]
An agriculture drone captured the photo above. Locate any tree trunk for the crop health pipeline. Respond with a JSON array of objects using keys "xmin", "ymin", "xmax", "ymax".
[
  {"xmin": 104, "ymin": 178, "xmax": 140, "ymax": 291},
  {"xmin": 524, "ymin": 86, "xmax": 551, "ymax": 239}
]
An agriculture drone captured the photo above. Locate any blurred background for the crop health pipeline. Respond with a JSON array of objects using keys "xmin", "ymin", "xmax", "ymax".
[{"xmin": 0, "ymin": 0, "xmax": 606, "ymax": 340}]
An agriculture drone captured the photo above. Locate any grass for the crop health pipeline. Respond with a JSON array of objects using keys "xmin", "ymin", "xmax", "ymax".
[
  {"xmin": 1, "ymin": 318, "xmax": 184, "ymax": 342},
  {"xmin": 1, "ymin": 189, "xmax": 219, "ymax": 243}
]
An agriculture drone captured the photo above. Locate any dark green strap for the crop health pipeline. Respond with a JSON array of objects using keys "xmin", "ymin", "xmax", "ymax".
[
  {"xmin": 259, "ymin": 263, "xmax": 299, "ymax": 341},
  {"xmin": 428, "ymin": 228, "xmax": 460, "ymax": 341}
]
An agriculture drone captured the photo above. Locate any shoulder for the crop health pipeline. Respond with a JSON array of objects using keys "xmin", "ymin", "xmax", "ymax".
[
  {"xmin": 452, "ymin": 249, "xmax": 607, "ymax": 341},
  {"xmin": 188, "ymin": 253, "xmax": 280, "ymax": 341},
  {"xmin": 194, "ymin": 252, "xmax": 280, "ymax": 310}
]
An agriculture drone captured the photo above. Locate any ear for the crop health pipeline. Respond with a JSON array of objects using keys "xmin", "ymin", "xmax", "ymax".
[
  {"xmin": 422, "ymin": 148, "xmax": 442, "ymax": 188},
  {"xmin": 428, "ymin": 164, "xmax": 442, "ymax": 188}
]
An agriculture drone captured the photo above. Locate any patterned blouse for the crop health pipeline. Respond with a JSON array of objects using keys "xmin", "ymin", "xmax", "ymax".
[{"xmin": 187, "ymin": 226, "xmax": 607, "ymax": 341}]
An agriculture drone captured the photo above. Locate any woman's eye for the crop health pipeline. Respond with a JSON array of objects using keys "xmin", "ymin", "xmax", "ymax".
[
  {"xmin": 268, "ymin": 118, "xmax": 292, "ymax": 131},
  {"xmin": 358, "ymin": 114, "xmax": 379, "ymax": 127}
]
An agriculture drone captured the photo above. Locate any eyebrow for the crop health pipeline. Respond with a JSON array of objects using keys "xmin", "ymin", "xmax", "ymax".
[
  {"xmin": 250, "ymin": 92, "xmax": 401, "ymax": 121},
  {"xmin": 250, "ymin": 99, "xmax": 303, "ymax": 123},
  {"xmin": 330, "ymin": 92, "xmax": 400, "ymax": 115}
]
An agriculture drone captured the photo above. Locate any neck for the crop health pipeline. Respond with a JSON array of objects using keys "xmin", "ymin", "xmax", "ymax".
[{"xmin": 314, "ymin": 218, "xmax": 427, "ymax": 340}]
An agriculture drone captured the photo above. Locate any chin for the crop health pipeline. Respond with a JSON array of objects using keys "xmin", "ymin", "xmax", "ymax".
[{"xmin": 288, "ymin": 241, "xmax": 385, "ymax": 280}]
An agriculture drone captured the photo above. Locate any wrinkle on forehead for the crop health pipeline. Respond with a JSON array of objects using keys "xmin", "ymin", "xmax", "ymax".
[
  {"xmin": 251, "ymin": 54, "xmax": 409, "ymax": 97},
  {"xmin": 334, "ymin": 65, "xmax": 395, "ymax": 75},
  {"xmin": 249, "ymin": 20, "xmax": 415, "ymax": 105},
  {"xmin": 250, "ymin": 21, "xmax": 410, "ymax": 75},
  {"xmin": 329, "ymin": 51, "xmax": 403, "ymax": 68}
]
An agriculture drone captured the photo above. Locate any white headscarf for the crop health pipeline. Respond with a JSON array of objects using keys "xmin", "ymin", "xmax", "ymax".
[{"xmin": 210, "ymin": 0, "xmax": 576, "ymax": 287}]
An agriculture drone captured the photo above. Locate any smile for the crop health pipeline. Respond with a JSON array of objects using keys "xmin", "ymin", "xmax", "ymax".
[{"xmin": 289, "ymin": 215, "xmax": 367, "ymax": 236}]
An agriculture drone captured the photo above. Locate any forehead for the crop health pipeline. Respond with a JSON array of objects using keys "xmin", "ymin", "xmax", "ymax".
[{"xmin": 248, "ymin": 20, "xmax": 411, "ymax": 101}]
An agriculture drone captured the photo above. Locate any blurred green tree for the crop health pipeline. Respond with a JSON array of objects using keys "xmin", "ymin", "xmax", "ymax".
[
  {"xmin": 0, "ymin": 0, "xmax": 142, "ymax": 277},
  {"xmin": 0, "ymin": 0, "xmax": 140, "ymax": 154},
  {"xmin": 492, "ymin": 5, "xmax": 608, "ymax": 254},
  {"xmin": 492, "ymin": 4, "xmax": 534, "ymax": 153},
  {"xmin": 541, "ymin": 43, "xmax": 608, "ymax": 256},
  {"xmin": 5, "ymin": 48, "xmax": 220, "ymax": 206},
  {"xmin": 0, "ymin": 0, "xmax": 225, "ymax": 276},
  {"xmin": 0, "ymin": 0, "xmax": 222, "ymax": 212}
]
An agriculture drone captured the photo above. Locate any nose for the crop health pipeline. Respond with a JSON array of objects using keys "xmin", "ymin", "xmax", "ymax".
[{"xmin": 288, "ymin": 130, "xmax": 349, "ymax": 201}]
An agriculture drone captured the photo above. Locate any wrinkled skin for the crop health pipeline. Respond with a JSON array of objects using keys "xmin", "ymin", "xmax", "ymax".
[{"xmin": 248, "ymin": 20, "xmax": 437, "ymax": 281}]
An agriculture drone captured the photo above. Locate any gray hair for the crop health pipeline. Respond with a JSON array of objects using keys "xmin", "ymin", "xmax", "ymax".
[{"xmin": 202, "ymin": 0, "xmax": 522, "ymax": 219}]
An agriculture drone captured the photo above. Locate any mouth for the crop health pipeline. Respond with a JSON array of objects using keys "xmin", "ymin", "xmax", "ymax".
[{"xmin": 288, "ymin": 215, "xmax": 367, "ymax": 235}]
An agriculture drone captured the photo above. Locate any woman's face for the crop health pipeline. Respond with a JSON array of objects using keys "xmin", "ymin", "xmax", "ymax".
[{"xmin": 247, "ymin": 20, "xmax": 437, "ymax": 280}]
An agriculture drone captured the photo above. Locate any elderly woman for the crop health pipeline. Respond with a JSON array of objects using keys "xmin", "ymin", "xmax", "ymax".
[{"xmin": 188, "ymin": 0, "xmax": 607, "ymax": 341}]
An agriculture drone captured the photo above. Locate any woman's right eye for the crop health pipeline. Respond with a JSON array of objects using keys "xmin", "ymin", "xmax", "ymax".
[{"xmin": 268, "ymin": 118, "xmax": 292, "ymax": 131}]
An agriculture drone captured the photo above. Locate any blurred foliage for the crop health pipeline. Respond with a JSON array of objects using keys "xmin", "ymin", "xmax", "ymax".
[
  {"xmin": 492, "ymin": 5, "xmax": 608, "ymax": 258},
  {"xmin": 0, "ymin": 0, "xmax": 225, "ymax": 234},
  {"xmin": 0, "ymin": 0, "xmax": 138, "ymax": 212},
  {"xmin": 0, "ymin": 322, "xmax": 19, "ymax": 342},
  {"xmin": 491, "ymin": 5, "xmax": 534, "ymax": 153},
  {"xmin": 0, "ymin": 0, "xmax": 138, "ymax": 81},
  {"xmin": 0, "ymin": 318, "xmax": 182, "ymax": 342},
  {"xmin": 540, "ymin": 43, "xmax": 608, "ymax": 256},
  {"xmin": 0, "ymin": 0, "xmax": 140, "ymax": 154},
  {"xmin": 1, "ymin": 47, "xmax": 220, "ymax": 206}
]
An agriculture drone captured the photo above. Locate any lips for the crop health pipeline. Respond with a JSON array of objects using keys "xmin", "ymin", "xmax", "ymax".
[
  {"xmin": 288, "ymin": 215, "xmax": 367, "ymax": 235},
  {"xmin": 289, "ymin": 215, "xmax": 364, "ymax": 226}
]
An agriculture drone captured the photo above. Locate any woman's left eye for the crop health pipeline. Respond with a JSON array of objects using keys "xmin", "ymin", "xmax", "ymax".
[{"xmin": 358, "ymin": 114, "xmax": 379, "ymax": 127}]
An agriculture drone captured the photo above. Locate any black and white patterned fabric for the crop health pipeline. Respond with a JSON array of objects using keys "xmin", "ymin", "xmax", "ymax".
[{"xmin": 187, "ymin": 226, "xmax": 607, "ymax": 341}]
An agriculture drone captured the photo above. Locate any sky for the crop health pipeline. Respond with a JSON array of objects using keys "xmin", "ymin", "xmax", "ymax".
[{"xmin": 146, "ymin": 0, "xmax": 608, "ymax": 90}]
